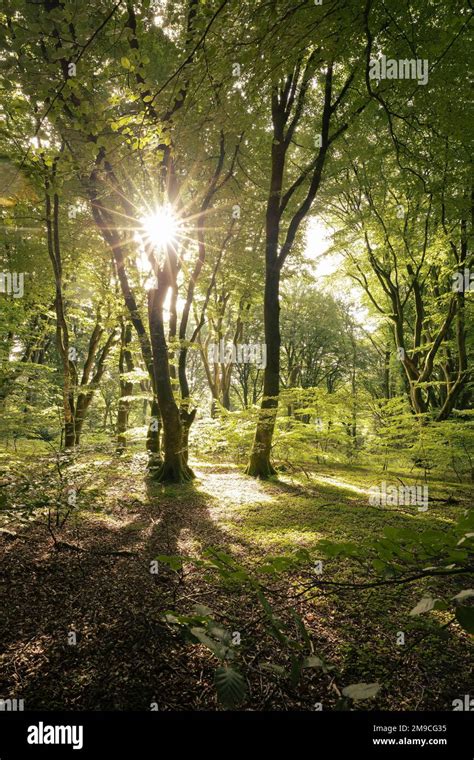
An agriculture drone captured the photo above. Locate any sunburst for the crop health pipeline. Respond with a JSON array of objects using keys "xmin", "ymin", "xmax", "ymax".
[{"xmin": 139, "ymin": 203, "xmax": 181, "ymax": 250}]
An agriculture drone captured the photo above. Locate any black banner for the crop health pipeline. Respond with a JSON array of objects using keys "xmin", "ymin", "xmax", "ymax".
[{"xmin": 0, "ymin": 710, "xmax": 472, "ymax": 758}]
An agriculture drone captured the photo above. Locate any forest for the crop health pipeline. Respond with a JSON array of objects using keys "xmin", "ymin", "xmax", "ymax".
[{"xmin": 0, "ymin": 0, "xmax": 473, "ymax": 721}]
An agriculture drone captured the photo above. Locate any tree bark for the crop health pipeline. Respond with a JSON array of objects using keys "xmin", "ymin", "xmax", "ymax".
[
  {"xmin": 90, "ymin": 187, "xmax": 161, "ymax": 460},
  {"xmin": 246, "ymin": 60, "xmax": 345, "ymax": 476},
  {"xmin": 245, "ymin": 265, "xmax": 280, "ymax": 477},
  {"xmin": 74, "ymin": 328, "xmax": 118, "ymax": 445},
  {"xmin": 117, "ymin": 320, "xmax": 134, "ymax": 453},
  {"xmin": 45, "ymin": 179, "xmax": 76, "ymax": 448},
  {"xmin": 148, "ymin": 287, "xmax": 194, "ymax": 482}
]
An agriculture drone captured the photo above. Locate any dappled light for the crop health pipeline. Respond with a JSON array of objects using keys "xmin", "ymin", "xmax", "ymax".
[{"xmin": 0, "ymin": 1, "xmax": 472, "ymax": 745}]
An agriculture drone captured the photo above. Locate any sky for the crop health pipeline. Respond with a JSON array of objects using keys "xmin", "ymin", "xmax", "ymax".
[
  {"xmin": 304, "ymin": 216, "xmax": 379, "ymax": 332},
  {"xmin": 134, "ymin": 210, "xmax": 379, "ymax": 332}
]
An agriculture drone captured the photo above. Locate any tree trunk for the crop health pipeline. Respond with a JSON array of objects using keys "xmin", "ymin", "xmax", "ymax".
[
  {"xmin": 180, "ymin": 408, "xmax": 197, "ymax": 463},
  {"xmin": 90, "ymin": 190, "xmax": 161, "ymax": 460},
  {"xmin": 148, "ymin": 288, "xmax": 194, "ymax": 482},
  {"xmin": 45, "ymin": 181, "xmax": 76, "ymax": 449},
  {"xmin": 146, "ymin": 398, "xmax": 161, "ymax": 457},
  {"xmin": 246, "ymin": 63, "xmax": 336, "ymax": 477},
  {"xmin": 117, "ymin": 321, "xmax": 134, "ymax": 453},
  {"xmin": 74, "ymin": 396, "xmax": 87, "ymax": 446},
  {"xmin": 246, "ymin": 266, "xmax": 280, "ymax": 477},
  {"xmin": 74, "ymin": 328, "xmax": 118, "ymax": 445},
  {"xmin": 64, "ymin": 419, "xmax": 75, "ymax": 448},
  {"xmin": 383, "ymin": 349, "xmax": 391, "ymax": 399},
  {"xmin": 222, "ymin": 384, "xmax": 231, "ymax": 411}
]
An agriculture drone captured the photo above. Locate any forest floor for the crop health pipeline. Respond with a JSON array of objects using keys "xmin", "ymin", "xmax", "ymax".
[{"xmin": 0, "ymin": 445, "xmax": 472, "ymax": 711}]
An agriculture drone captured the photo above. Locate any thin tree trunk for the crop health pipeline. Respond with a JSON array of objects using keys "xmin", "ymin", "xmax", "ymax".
[
  {"xmin": 45, "ymin": 178, "xmax": 76, "ymax": 448},
  {"xmin": 74, "ymin": 326, "xmax": 118, "ymax": 445},
  {"xmin": 117, "ymin": 321, "xmax": 134, "ymax": 453}
]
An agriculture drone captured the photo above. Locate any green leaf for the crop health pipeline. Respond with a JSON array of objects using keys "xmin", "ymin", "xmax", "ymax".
[
  {"xmin": 214, "ymin": 666, "xmax": 246, "ymax": 708},
  {"xmin": 317, "ymin": 539, "xmax": 359, "ymax": 558},
  {"xmin": 302, "ymin": 655, "xmax": 324, "ymax": 668},
  {"xmin": 409, "ymin": 595, "xmax": 447, "ymax": 616},
  {"xmin": 452, "ymin": 589, "xmax": 474, "ymax": 603},
  {"xmin": 121, "ymin": 57, "xmax": 131, "ymax": 70},
  {"xmin": 289, "ymin": 655, "xmax": 303, "ymax": 686},
  {"xmin": 455, "ymin": 606, "xmax": 474, "ymax": 634},
  {"xmin": 155, "ymin": 554, "xmax": 184, "ymax": 571},
  {"xmin": 190, "ymin": 627, "xmax": 233, "ymax": 660},
  {"xmin": 260, "ymin": 663, "xmax": 286, "ymax": 676},
  {"xmin": 193, "ymin": 604, "xmax": 213, "ymax": 616},
  {"xmin": 342, "ymin": 683, "xmax": 381, "ymax": 700}
]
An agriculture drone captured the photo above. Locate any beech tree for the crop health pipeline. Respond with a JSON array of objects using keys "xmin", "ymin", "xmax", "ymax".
[{"xmin": 238, "ymin": 1, "xmax": 369, "ymax": 476}]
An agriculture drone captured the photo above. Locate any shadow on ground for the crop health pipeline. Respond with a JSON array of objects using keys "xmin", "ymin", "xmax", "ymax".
[{"xmin": 0, "ymin": 459, "xmax": 471, "ymax": 710}]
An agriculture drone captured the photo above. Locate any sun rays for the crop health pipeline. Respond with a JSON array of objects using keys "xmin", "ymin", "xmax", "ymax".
[{"xmin": 139, "ymin": 203, "xmax": 181, "ymax": 251}]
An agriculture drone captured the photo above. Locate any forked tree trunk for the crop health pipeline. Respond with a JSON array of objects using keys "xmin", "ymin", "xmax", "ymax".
[
  {"xmin": 244, "ymin": 56, "xmax": 366, "ymax": 476},
  {"xmin": 90, "ymin": 192, "xmax": 161, "ymax": 462}
]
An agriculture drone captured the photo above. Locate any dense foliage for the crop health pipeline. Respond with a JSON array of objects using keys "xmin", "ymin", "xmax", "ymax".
[{"xmin": 0, "ymin": 0, "xmax": 472, "ymax": 713}]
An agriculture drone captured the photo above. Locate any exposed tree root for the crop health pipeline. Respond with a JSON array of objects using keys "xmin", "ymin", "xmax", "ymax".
[
  {"xmin": 245, "ymin": 457, "xmax": 277, "ymax": 479},
  {"xmin": 1, "ymin": 530, "xmax": 136, "ymax": 557},
  {"xmin": 54, "ymin": 540, "xmax": 138, "ymax": 557},
  {"xmin": 152, "ymin": 460, "xmax": 195, "ymax": 483}
]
